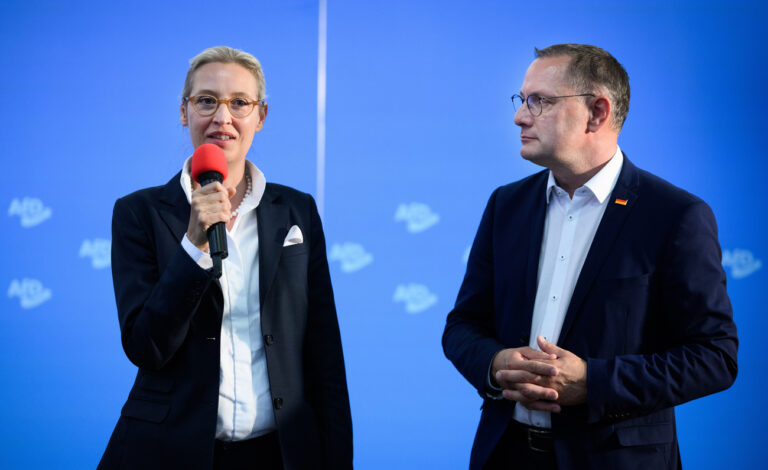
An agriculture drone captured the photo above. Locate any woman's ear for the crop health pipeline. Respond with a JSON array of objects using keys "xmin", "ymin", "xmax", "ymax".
[{"xmin": 180, "ymin": 102, "xmax": 189, "ymax": 127}]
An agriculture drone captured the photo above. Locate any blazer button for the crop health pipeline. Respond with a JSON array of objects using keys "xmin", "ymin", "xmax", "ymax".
[
  {"xmin": 264, "ymin": 334, "xmax": 274, "ymax": 346},
  {"xmin": 273, "ymin": 397, "xmax": 283, "ymax": 410}
]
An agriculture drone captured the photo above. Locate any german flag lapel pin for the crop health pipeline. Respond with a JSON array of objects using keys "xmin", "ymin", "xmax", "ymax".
[{"xmin": 614, "ymin": 198, "xmax": 628, "ymax": 206}]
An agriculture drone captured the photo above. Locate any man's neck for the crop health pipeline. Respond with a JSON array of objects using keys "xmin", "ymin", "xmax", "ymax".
[{"xmin": 550, "ymin": 143, "xmax": 617, "ymax": 198}]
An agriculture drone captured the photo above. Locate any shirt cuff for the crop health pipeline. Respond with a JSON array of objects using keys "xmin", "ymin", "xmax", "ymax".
[
  {"xmin": 181, "ymin": 235, "xmax": 214, "ymax": 271},
  {"xmin": 486, "ymin": 360, "xmax": 504, "ymax": 400}
]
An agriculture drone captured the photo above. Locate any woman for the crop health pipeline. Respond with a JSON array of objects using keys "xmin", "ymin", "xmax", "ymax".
[{"xmin": 99, "ymin": 46, "xmax": 352, "ymax": 470}]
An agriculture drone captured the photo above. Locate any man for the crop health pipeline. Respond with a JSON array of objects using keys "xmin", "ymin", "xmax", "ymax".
[{"xmin": 442, "ymin": 44, "xmax": 738, "ymax": 470}]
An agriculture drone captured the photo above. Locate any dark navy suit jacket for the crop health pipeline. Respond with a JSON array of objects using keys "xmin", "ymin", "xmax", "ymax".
[
  {"xmin": 99, "ymin": 173, "xmax": 352, "ymax": 469},
  {"xmin": 443, "ymin": 156, "xmax": 738, "ymax": 470}
]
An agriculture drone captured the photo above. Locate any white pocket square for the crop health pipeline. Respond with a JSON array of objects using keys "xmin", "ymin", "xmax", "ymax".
[{"xmin": 283, "ymin": 225, "xmax": 304, "ymax": 247}]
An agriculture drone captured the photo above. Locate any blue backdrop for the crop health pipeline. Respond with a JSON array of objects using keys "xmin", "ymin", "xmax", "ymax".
[{"xmin": 1, "ymin": 1, "xmax": 766, "ymax": 468}]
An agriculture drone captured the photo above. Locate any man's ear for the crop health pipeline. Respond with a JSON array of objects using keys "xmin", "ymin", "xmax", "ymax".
[
  {"xmin": 180, "ymin": 102, "xmax": 188, "ymax": 127},
  {"xmin": 587, "ymin": 96, "xmax": 611, "ymax": 132}
]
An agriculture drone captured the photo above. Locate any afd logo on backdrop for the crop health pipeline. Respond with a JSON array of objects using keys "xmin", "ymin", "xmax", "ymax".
[
  {"xmin": 329, "ymin": 242, "xmax": 373, "ymax": 273},
  {"xmin": 395, "ymin": 202, "xmax": 439, "ymax": 233},
  {"xmin": 7, "ymin": 278, "xmax": 52, "ymax": 309},
  {"xmin": 393, "ymin": 283, "xmax": 438, "ymax": 314},
  {"xmin": 8, "ymin": 197, "xmax": 52, "ymax": 227},
  {"xmin": 722, "ymin": 249, "xmax": 762, "ymax": 279},
  {"xmin": 80, "ymin": 238, "xmax": 112, "ymax": 269}
]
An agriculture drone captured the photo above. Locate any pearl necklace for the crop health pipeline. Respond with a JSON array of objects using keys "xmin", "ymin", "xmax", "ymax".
[{"xmin": 231, "ymin": 172, "xmax": 252, "ymax": 217}]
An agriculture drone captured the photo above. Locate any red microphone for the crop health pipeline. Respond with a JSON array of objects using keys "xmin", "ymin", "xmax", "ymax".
[
  {"xmin": 191, "ymin": 144, "xmax": 228, "ymax": 277},
  {"xmin": 191, "ymin": 143, "xmax": 228, "ymax": 184}
]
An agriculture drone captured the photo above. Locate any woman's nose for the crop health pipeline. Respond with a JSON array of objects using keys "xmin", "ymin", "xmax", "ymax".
[{"xmin": 212, "ymin": 102, "xmax": 233, "ymax": 124}]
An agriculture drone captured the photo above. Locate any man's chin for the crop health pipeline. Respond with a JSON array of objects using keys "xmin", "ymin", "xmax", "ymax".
[{"xmin": 520, "ymin": 150, "xmax": 547, "ymax": 168}]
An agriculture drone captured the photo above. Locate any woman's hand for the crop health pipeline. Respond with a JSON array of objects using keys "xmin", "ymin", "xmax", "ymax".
[{"xmin": 186, "ymin": 182, "xmax": 236, "ymax": 251}]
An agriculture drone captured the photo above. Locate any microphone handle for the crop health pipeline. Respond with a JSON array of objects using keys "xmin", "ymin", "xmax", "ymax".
[
  {"xmin": 210, "ymin": 225, "xmax": 225, "ymax": 279},
  {"xmin": 198, "ymin": 172, "xmax": 229, "ymax": 278},
  {"xmin": 207, "ymin": 222, "xmax": 228, "ymax": 259}
]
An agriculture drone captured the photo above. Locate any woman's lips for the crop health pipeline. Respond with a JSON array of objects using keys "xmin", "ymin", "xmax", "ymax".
[{"xmin": 207, "ymin": 132, "xmax": 235, "ymax": 145}]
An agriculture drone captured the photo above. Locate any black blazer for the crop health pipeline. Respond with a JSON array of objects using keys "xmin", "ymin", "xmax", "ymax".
[
  {"xmin": 99, "ymin": 173, "xmax": 352, "ymax": 469},
  {"xmin": 443, "ymin": 156, "xmax": 738, "ymax": 470}
]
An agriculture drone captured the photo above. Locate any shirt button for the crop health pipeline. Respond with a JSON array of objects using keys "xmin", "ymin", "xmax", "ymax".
[
  {"xmin": 264, "ymin": 334, "xmax": 275, "ymax": 346},
  {"xmin": 551, "ymin": 296, "xmax": 557, "ymax": 301},
  {"xmin": 273, "ymin": 397, "xmax": 283, "ymax": 410},
  {"xmin": 568, "ymin": 215, "xmax": 574, "ymax": 221},
  {"xmin": 559, "ymin": 255, "xmax": 565, "ymax": 261}
]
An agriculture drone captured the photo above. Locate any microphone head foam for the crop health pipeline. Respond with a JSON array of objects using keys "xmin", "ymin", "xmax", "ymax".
[{"xmin": 191, "ymin": 144, "xmax": 228, "ymax": 183}]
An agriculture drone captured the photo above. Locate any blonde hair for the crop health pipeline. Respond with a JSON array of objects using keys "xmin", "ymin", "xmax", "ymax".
[{"xmin": 182, "ymin": 46, "xmax": 266, "ymax": 102}]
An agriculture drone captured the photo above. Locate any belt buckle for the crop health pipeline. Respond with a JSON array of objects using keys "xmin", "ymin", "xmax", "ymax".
[{"xmin": 526, "ymin": 428, "xmax": 552, "ymax": 453}]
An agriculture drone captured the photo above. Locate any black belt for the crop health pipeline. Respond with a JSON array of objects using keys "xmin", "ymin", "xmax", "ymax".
[
  {"xmin": 509, "ymin": 421, "xmax": 555, "ymax": 453},
  {"xmin": 214, "ymin": 431, "xmax": 280, "ymax": 455}
]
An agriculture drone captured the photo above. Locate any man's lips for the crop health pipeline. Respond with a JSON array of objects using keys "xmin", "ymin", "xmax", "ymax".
[{"xmin": 520, "ymin": 134, "xmax": 536, "ymax": 142}]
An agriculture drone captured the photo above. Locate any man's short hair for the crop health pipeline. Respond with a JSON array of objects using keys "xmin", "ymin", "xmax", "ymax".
[
  {"xmin": 535, "ymin": 44, "xmax": 630, "ymax": 131},
  {"xmin": 182, "ymin": 46, "xmax": 267, "ymax": 103}
]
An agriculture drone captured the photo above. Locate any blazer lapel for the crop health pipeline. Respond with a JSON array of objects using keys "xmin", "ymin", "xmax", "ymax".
[
  {"xmin": 257, "ymin": 185, "xmax": 290, "ymax": 307},
  {"xmin": 558, "ymin": 155, "xmax": 640, "ymax": 344},
  {"xmin": 519, "ymin": 175, "xmax": 548, "ymax": 343},
  {"xmin": 156, "ymin": 172, "xmax": 191, "ymax": 242}
]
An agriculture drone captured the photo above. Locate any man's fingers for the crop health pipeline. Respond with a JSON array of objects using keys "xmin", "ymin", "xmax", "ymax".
[
  {"xmin": 502, "ymin": 390, "xmax": 562, "ymax": 413},
  {"xmin": 495, "ymin": 369, "xmax": 540, "ymax": 388},
  {"xmin": 513, "ymin": 358, "xmax": 557, "ymax": 377},
  {"xmin": 520, "ymin": 351, "xmax": 557, "ymax": 362},
  {"xmin": 537, "ymin": 335, "xmax": 565, "ymax": 357},
  {"xmin": 494, "ymin": 346, "xmax": 559, "ymax": 377},
  {"xmin": 519, "ymin": 347, "xmax": 557, "ymax": 361},
  {"xmin": 514, "ymin": 382, "xmax": 559, "ymax": 401}
]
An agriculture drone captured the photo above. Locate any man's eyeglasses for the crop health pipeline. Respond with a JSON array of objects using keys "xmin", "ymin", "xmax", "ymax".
[
  {"xmin": 511, "ymin": 93, "xmax": 595, "ymax": 117},
  {"xmin": 184, "ymin": 95, "xmax": 265, "ymax": 118}
]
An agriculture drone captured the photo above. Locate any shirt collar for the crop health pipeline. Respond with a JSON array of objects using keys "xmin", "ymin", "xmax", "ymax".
[
  {"xmin": 179, "ymin": 156, "xmax": 267, "ymax": 210},
  {"xmin": 545, "ymin": 146, "xmax": 623, "ymax": 204}
]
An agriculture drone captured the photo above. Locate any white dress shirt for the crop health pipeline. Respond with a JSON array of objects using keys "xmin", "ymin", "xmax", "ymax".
[
  {"xmin": 179, "ymin": 157, "xmax": 277, "ymax": 441},
  {"xmin": 514, "ymin": 147, "xmax": 623, "ymax": 428}
]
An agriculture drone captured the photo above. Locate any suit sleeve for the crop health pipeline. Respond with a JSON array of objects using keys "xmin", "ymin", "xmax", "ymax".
[
  {"xmin": 443, "ymin": 188, "xmax": 507, "ymax": 395},
  {"xmin": 586, "ymin": 200, "xmax": 738, "ymax": 422},
  {"xmin": 302, "ymin": 196, "xmax": 353, "ymax": 468},
  {"xmin": 111, "ymin": 197, "xmax": 213, "ymax": 370}
]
